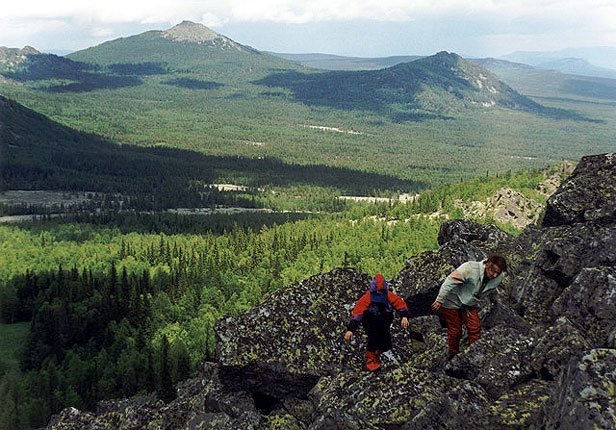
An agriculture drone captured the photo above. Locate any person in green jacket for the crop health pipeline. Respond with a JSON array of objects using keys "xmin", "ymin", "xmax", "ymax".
[{"xmin": 431, "ymin": 255, "xmax": 507, "ymax": 359}]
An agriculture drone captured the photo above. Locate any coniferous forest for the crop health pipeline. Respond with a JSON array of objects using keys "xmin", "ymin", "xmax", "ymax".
[{"xmin": 0, "ymin": 167, "xmax": 555, "ymax": 429}]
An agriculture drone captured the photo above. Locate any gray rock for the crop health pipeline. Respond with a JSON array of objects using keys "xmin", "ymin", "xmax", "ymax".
[
  {"xmin": 509, "ymin": 221, "xmax": 616, "ymax": 325},
  {"xmin": 542, "ymin": 152, "xmax": 616, "ymax": 227},
  {"xmin": 525, "ymin": 316, "xmax": 593, "ymax": 381},
  {"xmin": 542, "ymin": 349, "xmax": 616, "ymax": 429},
  {"xmin": 444, "ymin": 326, "xmax": 534, "ymax": 399},
  {"xmin": 552, "ymin": 266, "xmax": 616, "ymax": 347},
  {"xmin": 215, "ymin": 268, "xmax": 417, "ymax": 400}
]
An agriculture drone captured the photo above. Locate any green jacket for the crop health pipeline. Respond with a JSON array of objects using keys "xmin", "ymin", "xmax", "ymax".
[{"xmin": 436, "ymin": 261, "xmax": 504, "ymax": 309}]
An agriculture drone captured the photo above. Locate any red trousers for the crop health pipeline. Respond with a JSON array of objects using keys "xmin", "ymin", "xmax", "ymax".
[{"xmin": 440, "ymin": 307, "xmax": 481, "ymax": 358}]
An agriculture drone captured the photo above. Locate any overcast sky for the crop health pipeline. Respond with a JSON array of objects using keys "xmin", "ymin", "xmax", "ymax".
[{"xmin": 1, "ymin": 0, "xmax": 615, "ymax": 63}]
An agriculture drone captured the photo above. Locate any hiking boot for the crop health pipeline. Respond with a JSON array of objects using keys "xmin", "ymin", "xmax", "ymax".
[{"xmin": 365, "ymin": 350, "xmax": 381, "ymax": 372}]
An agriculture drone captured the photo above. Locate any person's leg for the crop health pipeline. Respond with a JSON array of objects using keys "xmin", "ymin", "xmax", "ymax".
[
  {"xmin": 440, "ymin": 308, "xmax": 463, "ymax": 358},
  {"xmin": 463, "ymin": 307, "xmax": 481, "ymax": 345}
]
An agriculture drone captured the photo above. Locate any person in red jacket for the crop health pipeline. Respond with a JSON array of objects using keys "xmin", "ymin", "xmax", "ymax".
[{"xmin": 344, "ymin": 274, "xmax": 410, "ymax": 371}]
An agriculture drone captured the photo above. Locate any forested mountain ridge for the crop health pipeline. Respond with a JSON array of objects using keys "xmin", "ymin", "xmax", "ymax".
[
  {"xmin": 255, "ymin": 50, "xmax": 561, "ymax": 121},
  {"xmin": 65, "ymin": 22, "xmax": 563, "ymax": 119},
  {"xmin": 2, "ymin": 20, "xmax": 612, "ymax": 194},
  {"xmin": 2, "ymin": 21, "xmax": 550, "ymax": 118}
]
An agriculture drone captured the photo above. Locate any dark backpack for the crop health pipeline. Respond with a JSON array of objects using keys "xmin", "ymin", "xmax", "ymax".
[{"xmin": 366, "ymin": 292, "xmax": 394, "ymax": 322}]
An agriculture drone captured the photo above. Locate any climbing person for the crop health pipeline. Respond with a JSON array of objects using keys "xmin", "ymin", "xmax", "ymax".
[
  {"xmin": 344, "ymin": 274, "xmax": 410, "ymax": 372},
  {"xmin": 431, "ymin": 254, "xmax": 508, "ymax": 359}
]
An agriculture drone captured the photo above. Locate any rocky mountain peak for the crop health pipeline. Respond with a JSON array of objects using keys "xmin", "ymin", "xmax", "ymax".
[
  {"xmin": 0, "ymin": 45, "xmax": 40, "ymax": 68},
  {"xmin": 47, "ymin": 153, "xmax": 616, "ymax": 429},
  {"xmin": 163, "ymin": 20, "xmax": 221, "ymax": 43},
  {"xmin": 162, "ymin": 20, "xmax": 253, "ymax": 53}
]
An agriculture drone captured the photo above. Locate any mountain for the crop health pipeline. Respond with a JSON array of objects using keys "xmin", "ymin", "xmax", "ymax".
[
  {"xmin": 1, "ymin": 21, "xmax": 557, "ymax": 119},
  {"xmin": 1, "ymin": 21, "xmax": 613, "ymax": 194},
  {"xmin": 270, "ymin": 52, "xmax": 423, "ymax": 71},
  {"xmin": 65, "ymin": 21, "xmax": 291, "ymax": 81},
  {"xmin": 0, "ymin": 46, "xmax": 39, "ymax": 71},
  {"xmin": 475, "ymin": 57, "xmax": 616, "ymax": 102},
  {"xmin": 271, "ymin": 51, "xmax": 616, "ymax": 107},
  {"xmin": 257, "ymin": 51, "xmax": 561, "ymax": 121},
  {"xmin": 47, "ymin": 152, "xmax": 616, "ymax": 429},
  {"xmin": 65, "ymin": 24, "xmax": 548, "ymax": 120},
  {"xmin": 0, "ymin": 46, "xmax": 87, "ymax": 82},
  {"xmin": 501, "ymin": 48, "xmax": 616, "ymax": 79}
]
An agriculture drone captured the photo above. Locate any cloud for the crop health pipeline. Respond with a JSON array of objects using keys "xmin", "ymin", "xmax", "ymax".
[
  {"xmin": 5, "ymin": 0, "xmax": 610, "ymax": 26},
  {"xmin": 0, "ymin": 0, "xmax": 614, "ymax": 56}
]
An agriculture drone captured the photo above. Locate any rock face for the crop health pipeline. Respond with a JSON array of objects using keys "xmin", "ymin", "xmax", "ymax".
[
  {"xmin": 47, "ymin": 153, "xmax": 616, "ymax": 430},
  {"xmin": 452, "ymin": 161, "xmax": 575, "ymax": 229}
]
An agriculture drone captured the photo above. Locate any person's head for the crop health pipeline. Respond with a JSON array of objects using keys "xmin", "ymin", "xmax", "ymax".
[
  {"xmin": 485, "ymin": 254, "xmax": 507, "ymax": 279},
  {"xmin": 369, "ymin": 274, "xmax": 388, "ymax": 293}
]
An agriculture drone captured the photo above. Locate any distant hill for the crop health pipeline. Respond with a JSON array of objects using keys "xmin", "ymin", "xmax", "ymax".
[
  {"xmin": 269, "ymin": 52, "xmax": 423, "ymax": 71},
  {"xmin": 501, "ymin": 48, "xmax": 616, "ymax": 79},
  {"xmin": 270, "ymin": 50, "xmax": 616, "ymax": 102},
  {"xmin": 474, "ymin": 58, "xmax": 616, "ymax": 101},
  {"xmin": 2, "ymin": 22, "xmax": 556, "ymax": 120},
  {"xmin": 0, "ymin": 46, "xmax": 88, "ymax": 82},
  {"xmin": 258, "ymin": 51, "xmax": 570, "ymax": 121},
  {"xmin": 1, "ymin": 21, "xmax": 614, "ymax": 195}
]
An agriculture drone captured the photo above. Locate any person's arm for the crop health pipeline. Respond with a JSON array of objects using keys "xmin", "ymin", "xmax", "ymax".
[
  {"xmin": 344, "ymin": 292, "xmax": 370, "ymax": 341},
  {"xmin": 431, "ymin": 268, "xmax": 464, "ymax": 310},
  {"xmin": 387, "ymin": 291, "xmax": 410, "ymax": 328}
]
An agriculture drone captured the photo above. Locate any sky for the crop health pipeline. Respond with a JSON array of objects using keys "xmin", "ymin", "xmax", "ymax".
[{"xmin": 1, "ymin": 0, "xmax": 616, "ymax": 66}]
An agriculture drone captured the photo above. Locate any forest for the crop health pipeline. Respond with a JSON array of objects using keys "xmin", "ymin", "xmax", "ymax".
[{"xmin": 0, "ymin": 166, "xmax": 556, "ymax": 429}]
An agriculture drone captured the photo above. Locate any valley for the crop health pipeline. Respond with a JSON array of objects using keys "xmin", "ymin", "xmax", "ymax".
[
  {"xmin": 1, "ymin": 22, "xmax": 614, "ymax": 200},
  {"xmin": 0, "ymin": 21, "xmax": 614, "ymax": 430}
]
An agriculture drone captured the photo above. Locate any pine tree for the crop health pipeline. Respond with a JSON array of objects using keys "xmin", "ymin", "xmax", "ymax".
[{"xmin": 159, "ymin": 335, "xmax": 175, "ymax": 402}]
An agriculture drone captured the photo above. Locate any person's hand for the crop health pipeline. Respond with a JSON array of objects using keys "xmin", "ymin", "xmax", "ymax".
[
  {"xmin": 344, "ymin": 331, "xmax": 354, "ymax": 341},
  {"xmin": 400, "ymin": 317, "xmax": 409, "ymax": 328},
  {"xmin": 431, "ymin": 301, "xmax": 442, "ymax": 311}
]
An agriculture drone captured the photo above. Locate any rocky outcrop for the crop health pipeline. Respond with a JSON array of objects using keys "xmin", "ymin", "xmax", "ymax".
[
  {"xmin": 453, "ymin": 160, "xmax": 576, "ymax": 229},
  {"xmin": 542, "ymin": 153, "xmax": 616, "ymax": 226},
  {"xmin": 455, "ymin": 187, "xmax": 544, "ymax": 228},
  {"xmin": 47, "ymin": 153, "xmax": 616, "ymax": 429}
]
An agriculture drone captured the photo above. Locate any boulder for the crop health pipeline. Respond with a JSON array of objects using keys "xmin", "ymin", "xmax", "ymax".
[
  {"xmin": 476, "ymin": 379, "xmax": 554, "ymax": 428},
  {"xmin": 542, "ymin": 349, "xmax": 616, "ymax": 429},
  {"xmin": 542, "ymin": 153, "xmax": 616, "ymax": 227},
  {"xmin": 444, "ymin": 325, "xmax": 534, "ymax": 398},
  {"xmin": 525, "ymin": 316, "xmax": 593, "ymax": 381},
  {"xmin": 510, "ymin": 221, "xmax": 616, "ymax": 325},
  {"xmin": 215, "ymin": 268, "xmax": 419, "ymax": 402},
  {"xmin": 47, "ymin": 362, "xmax": 263, "ymax": 429},
  {"xmin": 436, "ymin": 218, "xmax": 512, "ymax": 246},
  {"xmin": 308, "ymin": 364, "xmax": 491, "ymax": 429},
  {"xmin": 552, "ymin": 266, "xmax": 616, "ymax": 348}
]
